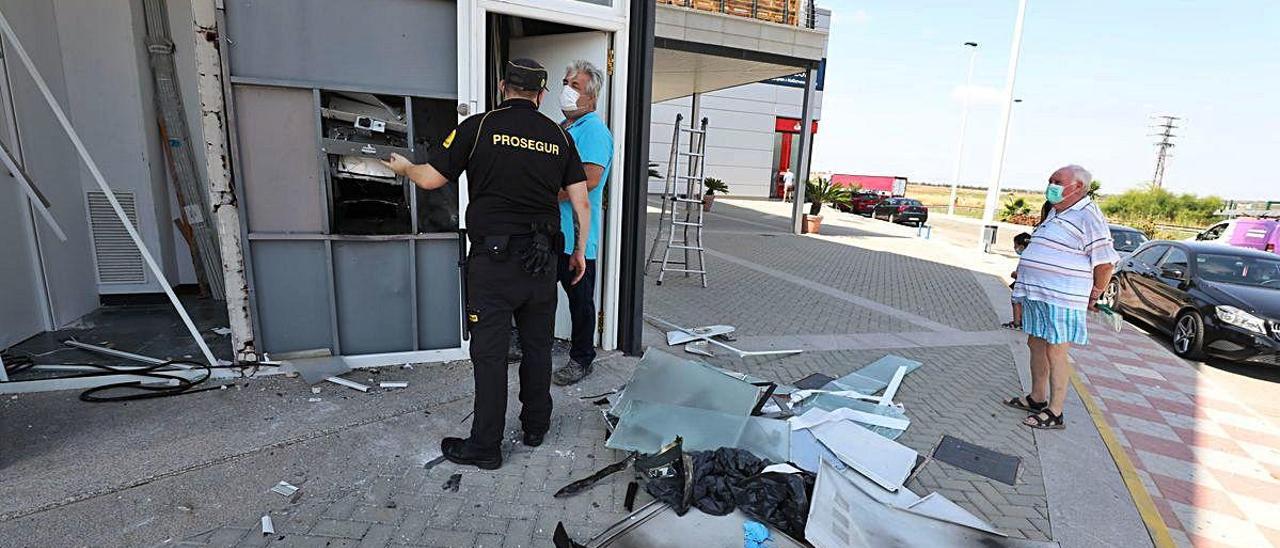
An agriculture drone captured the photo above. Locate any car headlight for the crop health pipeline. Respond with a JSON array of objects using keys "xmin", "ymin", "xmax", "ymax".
[{"xmin": 1215, "ymin": 306, "xmax": 1267, "ymax": 334}]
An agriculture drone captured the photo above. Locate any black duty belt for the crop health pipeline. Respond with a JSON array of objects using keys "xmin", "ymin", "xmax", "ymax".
[{"xmin": 470, "ymin": 222, "xmax": 560, "ymax": 277}]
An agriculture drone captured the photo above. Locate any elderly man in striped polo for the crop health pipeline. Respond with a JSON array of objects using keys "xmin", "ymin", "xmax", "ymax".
[{"xmin": 1005, "ymin": 165, "xmax": 1119, "ymax": 429}]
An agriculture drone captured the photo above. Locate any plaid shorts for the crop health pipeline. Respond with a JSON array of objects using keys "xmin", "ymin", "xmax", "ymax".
[{"xmin": 1020, "ymin": 298, "xmax": 1088, "ymax": 345}]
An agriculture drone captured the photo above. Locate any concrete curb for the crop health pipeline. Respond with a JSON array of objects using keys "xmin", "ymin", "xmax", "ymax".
[{"xmin": 1068, "ymin": 372, "xmax": 1176, "ymax": 548}]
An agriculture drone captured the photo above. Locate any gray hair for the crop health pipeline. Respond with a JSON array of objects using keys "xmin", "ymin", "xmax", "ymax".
[
  {"xmin": 1058, "ymin": 164, "xmax": 1092, "ymax": 186},
  {"xmin": 566, "ymin": 60, "xmax": 604, "ymax": 98}
]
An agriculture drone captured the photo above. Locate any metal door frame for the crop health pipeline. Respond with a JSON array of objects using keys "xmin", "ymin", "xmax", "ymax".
[
  {"xmin": 219, "ymin": 5, "xmax": 470, "ymax": 367},
  {"xmin": 464, "ymin": 0, "xmax": 631, "ymax": 350}
]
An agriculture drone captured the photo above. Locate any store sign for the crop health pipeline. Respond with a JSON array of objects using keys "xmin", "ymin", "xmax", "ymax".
[
  {"xmin": 766, "ymin": 58, "xmax": 827, "ymax": 91},
  {"xmin": 774, "ymin": 117, "xmax": 819, "ymax": 134}
]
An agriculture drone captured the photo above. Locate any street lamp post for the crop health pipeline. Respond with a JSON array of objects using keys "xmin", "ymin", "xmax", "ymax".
[
  {"xmin": 979, "ymin": 0, "xmax": 1029, "ymax": 251},
  {"xmin": 947, "ymin": 42, "xmax": 980, "ymax": 216}
]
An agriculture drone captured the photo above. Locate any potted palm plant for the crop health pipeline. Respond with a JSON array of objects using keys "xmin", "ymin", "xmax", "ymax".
[
  {"xmin": 703, "ymin": 178, "xmax": 729, "ymax": 211},
  {"xmin": 803, "ymin": 177, "xmax": 851, "ymax": 234}
]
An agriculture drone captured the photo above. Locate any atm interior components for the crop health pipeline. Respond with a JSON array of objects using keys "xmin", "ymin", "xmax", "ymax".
[{"xmin": 321, "ymin": 91, "xmax": 411, "ymax": 235}]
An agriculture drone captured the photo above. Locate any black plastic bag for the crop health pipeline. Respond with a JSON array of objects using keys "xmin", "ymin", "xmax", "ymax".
[
  {"xmin": 734, "ymin": 471, "xmax": 815, "ymax": 540},
  {"xmin": 689, "ymin": 448, "xmax": 766, "ymax": 515},
  {"xmin": 639, "ymin": 445, "xmax": 815, "ymax": 539}
]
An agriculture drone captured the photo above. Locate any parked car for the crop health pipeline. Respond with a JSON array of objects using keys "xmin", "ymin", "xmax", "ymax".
[
  {"xmin": 1194, "ymin": 218, "xmax": 1279, "ymax": 254},
  {"xmin": 870, "ymin": 198, "xmax": 928, "ymax": 226},
  {"xmin": 1102, "ymin": 240, "xmax": 1280, "ymax": 363},
  {"xmin": 1109, "ymin": 223, "xmax": 1149, "ymax": 262},
  {"xmin": 835, "ymin": 191, "xmax": 884, "ymax": 215}
]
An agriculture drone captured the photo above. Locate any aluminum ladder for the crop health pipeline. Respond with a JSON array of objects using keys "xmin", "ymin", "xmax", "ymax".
[{"xmin": 645, "ymin": 114, "xmax": 709, "ymax": 287}]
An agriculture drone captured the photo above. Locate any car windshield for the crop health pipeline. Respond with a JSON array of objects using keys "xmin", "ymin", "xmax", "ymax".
[
  {"xmin": 1111, "ymin": 230, "xmax": 1148, "ymax": 252},
  {"xmin": 1196, "ymin": 253, "xmax": 1280, "ymax": 289},
  {"xmin": 903, "ymin": 199, "xmax": 922, "ymax": 206}
]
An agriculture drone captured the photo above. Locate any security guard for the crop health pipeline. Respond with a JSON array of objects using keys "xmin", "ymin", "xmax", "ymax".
[{"xmin": 384, "ymin": 59, "xmax": 591, "ymax": 470}]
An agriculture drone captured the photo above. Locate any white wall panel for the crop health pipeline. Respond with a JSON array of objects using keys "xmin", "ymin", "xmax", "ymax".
[
  {"xmin": 649, "ymin": 80, "xmax": 825, "ymax": 197},
  {"xmin": 55, "ymin": 0, "xmax": 175, "ymax": 294},
  {"xmin": 0, "ymin": 0, "xmax": 98, "ymax": 327}
]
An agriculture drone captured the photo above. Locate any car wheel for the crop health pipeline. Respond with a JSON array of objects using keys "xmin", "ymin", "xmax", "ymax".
[{"xmin": 1172, "ymin": 311, "xmax": 1205, "ymax": 360}]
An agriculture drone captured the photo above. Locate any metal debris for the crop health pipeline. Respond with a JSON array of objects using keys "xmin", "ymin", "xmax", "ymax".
[
  {"xmin": 666, "ymin": 324, "xmax": 735, "ymax": 346},
  {"xmin": 422, "ymin": 455, "xmax": 447, "ymax": 470},
  {"xmin": 683, "ymin": 340, "xmax": 714, "ymax": 357},
  {"xmin": 270, "ymin": 481, "xmax": 302, "ymax": 502},
  {"xmin": 379, "ymin": 381, "xmax": 408, "ymax": 389},
  {"xmin": 325, "ymin": 376, "xmax": 370, "ymax": 392},
  {"xmin": 260, "ymin": 515, "xmax": 275, "ymax": 535},
  {"xmin": 646, "ymin": 315, "xmax": 802, "ymax": 358},
  {"xmin": 554, "ymin": 454, "xmax": 636, "ymax": 498}
]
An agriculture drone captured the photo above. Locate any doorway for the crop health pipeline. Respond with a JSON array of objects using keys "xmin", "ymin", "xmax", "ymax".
[
  {"xmin": 485, "ymin": 13, "xmax": 614, "ymax": 344},
  {"xmin": 771, "ymin": 116, "xmax": 817, "ymax": 198}
]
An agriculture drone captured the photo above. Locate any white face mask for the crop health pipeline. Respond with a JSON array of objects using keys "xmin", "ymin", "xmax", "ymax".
[{"xmin": 559, "ymin": 85, "xmax": 581, "ymax": 113}]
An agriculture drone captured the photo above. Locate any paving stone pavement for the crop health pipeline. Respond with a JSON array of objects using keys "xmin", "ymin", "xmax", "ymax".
[
  {"xmin": 178, "ymin": 201, "xmax": 1056, "ymax": 546},
  {"xmin": 180, "ymin": 354, "xmax": 641, "ymax": 548}
]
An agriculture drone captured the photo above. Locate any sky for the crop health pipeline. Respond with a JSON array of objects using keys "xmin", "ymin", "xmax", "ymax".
[{"xmin": 810, "ymin": 0, "xmax": 1280, "ymax": 200}]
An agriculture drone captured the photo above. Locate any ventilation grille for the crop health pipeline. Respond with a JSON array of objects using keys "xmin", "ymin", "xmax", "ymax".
[{"xmin": 87, "ymin": 191, "xmax": 145, "ymax": 284}]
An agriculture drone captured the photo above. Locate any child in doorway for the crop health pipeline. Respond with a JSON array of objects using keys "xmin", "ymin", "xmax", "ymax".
[{"xmin": 1004, "ymin": 232, "xmax": 1033, "ymax": 330}]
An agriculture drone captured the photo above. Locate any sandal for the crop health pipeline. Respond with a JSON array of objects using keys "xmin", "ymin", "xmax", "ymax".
[
  {"xmin": 1001, "ymin": 321, "xmax": 1022, "ymax": 330},
  {"xmin": 1003, "ymin": 394, "xmax": 1046, "ymax": 413},
  {"xmin": 1023, "ymin": 409, "xmax": 1065, "ymax": 430}
]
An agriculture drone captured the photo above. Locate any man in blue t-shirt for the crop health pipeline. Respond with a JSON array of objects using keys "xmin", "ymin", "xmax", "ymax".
[{"xmin": 552, "ymin": 60, "xmax": 613, "ymax": 386}]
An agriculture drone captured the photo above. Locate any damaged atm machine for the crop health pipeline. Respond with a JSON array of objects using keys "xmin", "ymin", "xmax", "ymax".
[{"xmin": 216, "ymin": 0, "xmax": 637, "ymax": 370}]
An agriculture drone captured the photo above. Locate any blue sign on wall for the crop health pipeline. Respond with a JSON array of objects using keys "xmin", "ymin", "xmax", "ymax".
[{"xmin": 765, "ymin": 58, "xmax": 826, "ymax": 91}]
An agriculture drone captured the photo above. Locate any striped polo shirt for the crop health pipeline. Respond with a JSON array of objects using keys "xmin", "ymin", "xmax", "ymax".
[{"xmin": 1012, "ymin": 197, "xmax": 1120, "ymax": 310}]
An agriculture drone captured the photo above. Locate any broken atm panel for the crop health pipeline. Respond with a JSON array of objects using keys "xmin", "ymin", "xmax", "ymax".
[{"xmin": 321, "ymin": 91, "xmax": 411, "ymax": 235}]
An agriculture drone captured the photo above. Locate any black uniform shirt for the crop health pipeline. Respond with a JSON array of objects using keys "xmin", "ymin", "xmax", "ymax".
[{"xmin": 429, "ymin": 98, "xmax": 587, "ymax": 236}]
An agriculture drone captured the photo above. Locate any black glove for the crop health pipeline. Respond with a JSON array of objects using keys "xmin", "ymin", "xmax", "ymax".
[{"xmin": 521, "ymin": 230, "xmax": 553, "ymax": 276}]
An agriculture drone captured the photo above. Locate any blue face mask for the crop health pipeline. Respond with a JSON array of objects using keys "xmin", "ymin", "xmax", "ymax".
[{"xmin": 1045, "ymin": 183, "xmax": 1066, "ymax": 204}]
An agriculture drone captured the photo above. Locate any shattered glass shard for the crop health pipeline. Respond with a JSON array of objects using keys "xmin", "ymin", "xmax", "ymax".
[
  {"xmin": 823, "ymin": 355, "xmax": 922, "ymax": 395},
  {"xmin": 791, "ymin": 393, "xmax": 909, "ymax": 440},
  {"xmin": 606, "ymin": 400, "xmax": 790, "ymax": 462},
  {"xmin": 610, "ymin": 348, "xmax": 760, "ymax": 417}
]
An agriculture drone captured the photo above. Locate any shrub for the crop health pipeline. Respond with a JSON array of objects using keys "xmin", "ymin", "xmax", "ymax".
[
  {"xmin": 1001, "ymin": 197, "xmax": 1032, "ymax": 221},
  {"xmin": 1099, "ymin": 186, "xmax": 1223, "ymax": 226},
  {"xmin": 805, "ymin": 177, "xmax": 851, "ymax": 216}
]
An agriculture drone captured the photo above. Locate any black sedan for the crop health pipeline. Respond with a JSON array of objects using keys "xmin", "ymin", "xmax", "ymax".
[
  {"xmin": 871, "ymin": 198, "xmax": 929, "ymax": 226},
  {"xmin": 1109, "ymin": 223, "xmax": 1149, "ymax": 260},
  {"xmin": 1102, "ymin": 241, "xmax": 1280, "ymax": 363}
]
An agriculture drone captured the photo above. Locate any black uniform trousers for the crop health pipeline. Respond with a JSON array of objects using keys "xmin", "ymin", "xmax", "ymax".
[
  {"xmin": 557, "ymin": 253, "xmax": 597, "ymax": 366},
  {"xmin": 466, "ymin": 240, "xmax": 558, "ymax": 452}
]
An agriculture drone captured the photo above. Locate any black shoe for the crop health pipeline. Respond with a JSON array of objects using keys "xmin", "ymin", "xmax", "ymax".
[
  {"xmin": 441, "ymin": 437, "xmax": 502, "ymax": 470},
  {"xmin": 523, "ymin": 431, "xmax": 546, "ymax": 447},
  {"xmin": 552, "ymin": 360, "xmax": 593, "ymax": 386}
]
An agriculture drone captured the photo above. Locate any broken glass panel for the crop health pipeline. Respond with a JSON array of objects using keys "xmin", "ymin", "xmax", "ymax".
[
  {"xmin": 606, "ymin": 400, "xmax": 790, "ymax": 462},
  {"xmin": 611, "ymin": 348, "xmax": 760, "ymax": 417},
  {"xmin": 791, "ymin": 393, "xmax": 909, "ymax": 440},
  {"xmin": 823, "ymin": 355, "xmax": 922, "ymax": 395},
  {"xmin": 810, "ymin": 420, "xmax": 917, "ymax": 492},
  {"xmin": 806, "ymin": 461, "xmax": 1056, "ymax": 548}
]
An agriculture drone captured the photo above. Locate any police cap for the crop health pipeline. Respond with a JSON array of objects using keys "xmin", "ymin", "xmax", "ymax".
[{"xmin": 505, "ymin": 58, "xmax": 548, "ymax": 92}]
